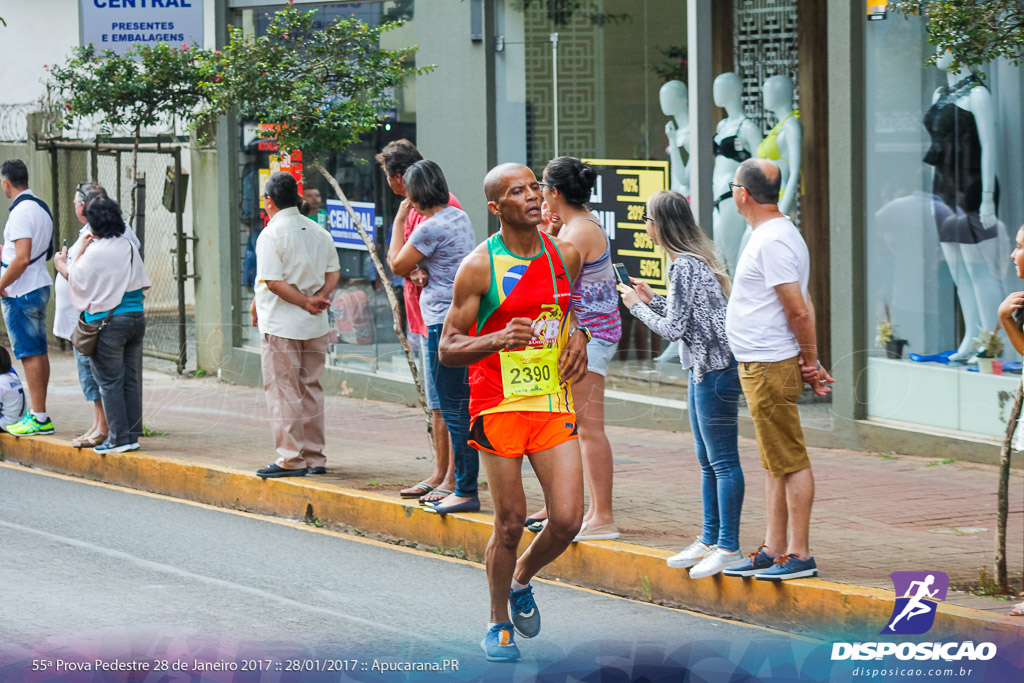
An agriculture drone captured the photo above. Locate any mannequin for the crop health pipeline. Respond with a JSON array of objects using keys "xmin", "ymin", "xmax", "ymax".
[
  {"xmin": 737, "ymin": 75, "xmax": 804, "ymax": 258},
  {"xmin": 925, "ymin": 49, "xmax": 1004, "ymax": 360},
  {"xmin": 660, "ymin": 80, "xmax": 690, "ymax": 196},
  {"xmin": 756, "ymin": 75, "xmax": 802, "ymax": 215},
  {"xmin": 711, "ymin": 72, "xmax": 762, "ymax": 274}
]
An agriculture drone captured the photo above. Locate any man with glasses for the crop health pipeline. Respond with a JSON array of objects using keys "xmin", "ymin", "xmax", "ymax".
[
  {"xmin": 0, "ymin": 159, "xmax": 55, "ymax": 436},
  {"xmin": 722, "ymin": 158, "xmax": 833, "ymax": 581}
]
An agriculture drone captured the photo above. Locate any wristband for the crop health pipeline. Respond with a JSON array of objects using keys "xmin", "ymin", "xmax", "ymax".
[{"xmin": 570, "ymin": 325, "xmax": 592, "ymax": 343}]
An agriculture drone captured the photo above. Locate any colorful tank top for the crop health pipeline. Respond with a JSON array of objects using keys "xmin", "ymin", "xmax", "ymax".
[
  {"xmin": 469, "ymin": 231, "xmax": 574, "ymax": 419},
  {"xmin": 570, "ymin": 219, "xmax": 622, "ymax": 343}
]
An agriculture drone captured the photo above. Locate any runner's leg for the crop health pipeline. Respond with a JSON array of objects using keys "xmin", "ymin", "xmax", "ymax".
[
  {"xmin": 481, "ymin": 451, "xmax": 527, "ymax": 624},
  {"xmin": 512, "ymin": 438, "xmax": 584, "ymax": 586}
]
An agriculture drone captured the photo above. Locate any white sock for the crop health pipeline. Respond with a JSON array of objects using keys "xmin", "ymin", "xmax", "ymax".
[
  {"xmin": 32, "ymin": 412, "xmax": 48, "ymax": 422},
  {"xmin": 488, "ymin": 622, "xmax": 503, "ymax": 630},
  {"xmin": 511, "ymin": 578, "xmax": 529, "ymax": 592}
]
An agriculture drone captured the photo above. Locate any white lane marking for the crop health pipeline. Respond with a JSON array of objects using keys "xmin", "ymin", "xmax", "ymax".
[
  {"xmin": 0, "ymin": 463, "xmax": 815, "ymax": 642},
  {"xmin": 0, "ymin": 517, "xmax": 472, "ymax": 653}
]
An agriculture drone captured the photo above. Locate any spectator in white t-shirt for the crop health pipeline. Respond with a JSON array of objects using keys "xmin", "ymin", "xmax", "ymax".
[
  {"xmin": 0, "ymin": 345, "xmax": 26, "ymax": 431},
  {"xmin": 721, "ymin": 158, "xmax": 833, "ymax": 582},
  {"xmin": 53, "ymin": 183, "xmax": 140, "ymax": 448},
  {"xmin": 0, "ymin": 159, "xmax": 54, "ymax": 437}
]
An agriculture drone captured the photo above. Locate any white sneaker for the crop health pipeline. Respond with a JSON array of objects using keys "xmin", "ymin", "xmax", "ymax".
[
  {"xmin": 688, "ymin": 547, "xmax": 745, "ymax": 579},
  {"xmin": 666, "ymin": 539, "xmax": 715, "ymax": 569}
]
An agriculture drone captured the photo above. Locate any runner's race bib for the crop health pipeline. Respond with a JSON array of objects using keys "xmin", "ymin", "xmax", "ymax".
[{"xmin": 499, "ymin": 347, "xmax": 560, "ymax": 397}]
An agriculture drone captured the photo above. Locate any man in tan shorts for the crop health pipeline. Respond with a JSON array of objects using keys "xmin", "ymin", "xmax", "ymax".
[{"xmin": 722, "ymin": 158, "xmax": 833, "ymax": 581}]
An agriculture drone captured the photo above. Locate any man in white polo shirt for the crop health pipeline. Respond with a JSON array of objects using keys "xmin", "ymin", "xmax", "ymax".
[
  {"xmin": 722, "ymin": 158, "xmax": 834, "ymax": 581},
  {"xmin": 0, "ymin": 159, "xmax": 55, "ymax": 437},
  {"xmin": 251, "ymin": 172, "xmax": 340, "ymax": 478}
]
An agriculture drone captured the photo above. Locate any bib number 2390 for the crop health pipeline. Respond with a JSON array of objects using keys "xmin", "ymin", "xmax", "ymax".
[{"xmin": 499, "ymin": 347, "xmax": 560, "ymax": 397}]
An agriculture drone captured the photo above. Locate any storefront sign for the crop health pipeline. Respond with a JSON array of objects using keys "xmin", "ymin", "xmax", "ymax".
[
  {"xmin": 326, "ymin": 199, "xmax": 376, "ymax": 251},
  {"xmin": 79, "ymin": 0, "xmax": 204, "ymax": 55},
  {"xmin": 582, "ymin": 159, "xmax": 670, "ymax": 295}
]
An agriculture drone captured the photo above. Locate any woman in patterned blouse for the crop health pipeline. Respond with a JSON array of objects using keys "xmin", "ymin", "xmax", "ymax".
[{"xmin": 618, "ymin": 190, "xmax": 746, "ymax": 580}]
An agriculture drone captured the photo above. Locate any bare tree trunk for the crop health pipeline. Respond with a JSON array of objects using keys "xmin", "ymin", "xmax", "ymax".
[
  {"xmin": 996, "ymin": 384, "xmax": 1022, "ymax": 593},
  {"xmin": 312, "ymin": 159, "xmax": 433, "ymax": 449},
  {"xmin": 129, "ymin": 122, "xmax": 140, "ymax": 226}
]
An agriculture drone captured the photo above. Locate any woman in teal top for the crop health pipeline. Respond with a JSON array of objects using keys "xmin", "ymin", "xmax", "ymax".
[{"xmin": 62, "ymin": 197, "xmax": 152, "ymax": 455}]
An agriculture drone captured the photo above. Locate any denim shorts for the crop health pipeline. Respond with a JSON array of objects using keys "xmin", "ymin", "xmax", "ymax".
[
  {"xmin": 412, "ymin": 332, "xmax": 440, "ymax": 410},
  {"xmin": 74, "ymin": 347, "xmax": 101, "ymax": 403},
  {"xmin": 586, "ymin": 337, "xmax": 618, "ymax": 376},
  {"xmin": 1, "ymin": 286, "xmax": 50, "ymax": 359}
]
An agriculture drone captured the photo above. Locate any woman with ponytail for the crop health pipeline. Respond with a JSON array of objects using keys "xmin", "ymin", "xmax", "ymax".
[
  {"xmin": 618, "ymin": 190, "xmax": 745, "ymax": 579},
  {"xmin": 525, "ymin": 156, "xmax": 622, "ymax": 541}
]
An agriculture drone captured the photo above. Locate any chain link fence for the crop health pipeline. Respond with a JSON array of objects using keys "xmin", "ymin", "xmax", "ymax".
[{"xmin": 49, "ymin": 140, "xmax": 196, "ymax": 373}]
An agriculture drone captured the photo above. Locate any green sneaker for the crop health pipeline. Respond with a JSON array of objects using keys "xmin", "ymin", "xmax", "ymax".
[{"xmin": 7, "ymin": 414, "xmax": 54, "ymax": 436}]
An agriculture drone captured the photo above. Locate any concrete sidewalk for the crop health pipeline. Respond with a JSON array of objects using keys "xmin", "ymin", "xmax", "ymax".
[{"xmin": 23, "ymin": 350, "xmax": 1024, "ymax": 619}]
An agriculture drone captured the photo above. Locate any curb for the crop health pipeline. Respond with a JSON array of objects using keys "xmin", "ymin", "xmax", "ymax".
[{"xmin": 3, "ymin": 434, "xmax": 1021, "ymax": 644}]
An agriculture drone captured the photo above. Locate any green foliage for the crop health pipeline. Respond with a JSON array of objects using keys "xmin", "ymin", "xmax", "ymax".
[
  {"xmin": 893, "ymin": 0, "xmax": 1024, "ymax": 74},
  {"xmin": 47, "ymin": 42, "xmax": 208, "ymax": 136},
  {"xmin": 635, "ymin": 575, "xmax": 652, "ymax": 602},
  {"xmin": 197, "ymin": 7, "xmax": 431, "ymax": 158},
  {"xmin": 651, "ymin": 45, "xmax": 687, "ymax": 84},
  {"xmin": 141, "ymin": 424, "xmax": 167, "ymax": 438}
]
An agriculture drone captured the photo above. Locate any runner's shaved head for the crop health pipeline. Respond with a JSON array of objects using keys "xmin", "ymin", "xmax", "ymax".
[{"xmin": 484, "ymin": 163, "xmax": 531, "ymax": 202}]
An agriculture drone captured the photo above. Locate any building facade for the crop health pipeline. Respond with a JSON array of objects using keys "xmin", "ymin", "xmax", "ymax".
[{"xmin": 2, "ymin": 0, "xmax": 1021, "ymax": 462}]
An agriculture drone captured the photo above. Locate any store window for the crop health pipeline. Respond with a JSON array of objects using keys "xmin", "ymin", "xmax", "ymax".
[
  {"xmin": 864, "ymin": 16, "xmax": 1024, "ymax": 436},
  {"xmin": 233, "ymin": 1, "xmax": 419, "ymax": 378},
  {"xmin": 495, "ymin": 0, "xmax": 689, "ymax": 397}
]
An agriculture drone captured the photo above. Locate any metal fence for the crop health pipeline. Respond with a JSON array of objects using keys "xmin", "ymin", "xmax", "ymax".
[{"xmin": 44, "ymin": 138, "xmax": 196, "ymax": 373}]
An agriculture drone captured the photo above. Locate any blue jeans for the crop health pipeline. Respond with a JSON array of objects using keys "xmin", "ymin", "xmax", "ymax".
[
  {"xmin": 687, "ymin": 359, "xmax": 744, "ymax": 551},
  {"xmin": 74, "ymin": 348, "xmax": 101, "ymax": 403},
  {"xmin": 89, "ymin": 312, "xmax": 145, "ymax": 446},
  {"xmin": 427, "ymin": 324, "xmax": 478, "ymax": 498},
  {"xmin": 1, "ymin": 286, "xmax": 50, "ymax": 359}
]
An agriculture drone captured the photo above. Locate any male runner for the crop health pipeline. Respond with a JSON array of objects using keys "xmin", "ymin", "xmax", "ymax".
[{"xmin": 439, "ymin": 163, "xmax": 589, "ymax": 662}]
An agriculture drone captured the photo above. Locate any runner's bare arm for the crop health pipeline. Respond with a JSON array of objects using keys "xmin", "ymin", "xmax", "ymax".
[
  {"xmin": 439, "ymin": 246, "xmax": 533, "ymax": 367},
  {"xmin": 549, "ymin": 237, "xmax": 588, "ymax": 382}
]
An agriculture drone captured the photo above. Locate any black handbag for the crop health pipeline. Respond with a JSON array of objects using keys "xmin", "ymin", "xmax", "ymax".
[{"xmin": 70, "ymin": 311, "xmax": 112, "ymax": 357}]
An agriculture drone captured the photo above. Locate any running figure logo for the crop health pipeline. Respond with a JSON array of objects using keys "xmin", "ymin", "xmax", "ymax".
[{"xmin": 881, "ymin": 571, "xmax": 949, "ymax": 635}]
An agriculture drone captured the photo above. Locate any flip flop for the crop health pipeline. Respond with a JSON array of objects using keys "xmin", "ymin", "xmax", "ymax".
[
  {"xmin": 420, "ymin": 488, "xmax": 453, "ymax": 505},
  {"xmin": 73, "ymin": 432, "xmax": 108, "ymax": 449},
  {"xmin": 573, "ymin": 522, "xmax": 620, "ymax": 542},
  {"xmin": 400, "ymin": 481, "xmax": 435, "ymax": 499}
]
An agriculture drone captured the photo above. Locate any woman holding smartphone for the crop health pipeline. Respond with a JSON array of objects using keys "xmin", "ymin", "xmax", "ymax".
[{"xmin": 618, "ymin": 190, "xmax": 745, "ymax": 579}]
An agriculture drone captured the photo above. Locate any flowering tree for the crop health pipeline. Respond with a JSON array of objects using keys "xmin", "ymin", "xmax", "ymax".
[
  {"xmin": 47, "ymin": 42, "xmax": 208, "ymax": 219},
  {"xmin": 197, "ymin": 7, "xmax": 434, "ymax": 427}
]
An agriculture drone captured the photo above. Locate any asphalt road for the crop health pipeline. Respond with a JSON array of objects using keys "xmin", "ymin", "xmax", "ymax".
[{"xmin": 0, "ymin": 464, "xmax": 826, "ymax": 682}]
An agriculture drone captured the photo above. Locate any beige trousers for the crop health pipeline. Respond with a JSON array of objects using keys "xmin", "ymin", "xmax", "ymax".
[{"xmin": 261, "ymin": 333, "xmax": 329, "ymax": 470}]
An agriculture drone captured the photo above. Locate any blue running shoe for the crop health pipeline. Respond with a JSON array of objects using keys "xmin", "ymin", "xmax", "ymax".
[
  {"xmin": 480, "ymin": 622, "xmax": 520, "ymax": 662},
  {"xmin": 754, "ymin": 554, "xmax": 818, "ymax": 581},
  {"xmin": 722, "ymin": 545, "xmax": 775, "ymax": 577},
  {"xmin": 508, "ymin": 586, "xmax": 541, "ymax": 638}
]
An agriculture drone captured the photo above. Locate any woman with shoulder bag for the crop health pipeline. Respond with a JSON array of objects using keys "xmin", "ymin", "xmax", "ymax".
[{"xmin": 58, "ymin": 197, "xmax": 151, "ymax": 455}]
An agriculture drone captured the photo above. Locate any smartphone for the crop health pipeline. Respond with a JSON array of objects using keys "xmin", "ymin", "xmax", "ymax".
[{"xmin": 612, "ymin": 262, "xmax": 631, "ymax": 286}]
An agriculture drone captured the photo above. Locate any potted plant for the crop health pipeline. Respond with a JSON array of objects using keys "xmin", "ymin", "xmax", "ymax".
[
  {"xmin": 972, "ymin": 326, "xmax": 1004, "ymax": 374},
  {"xmin": 876, "ymin": 305, "xmax": 908, "ymax": 359}
]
